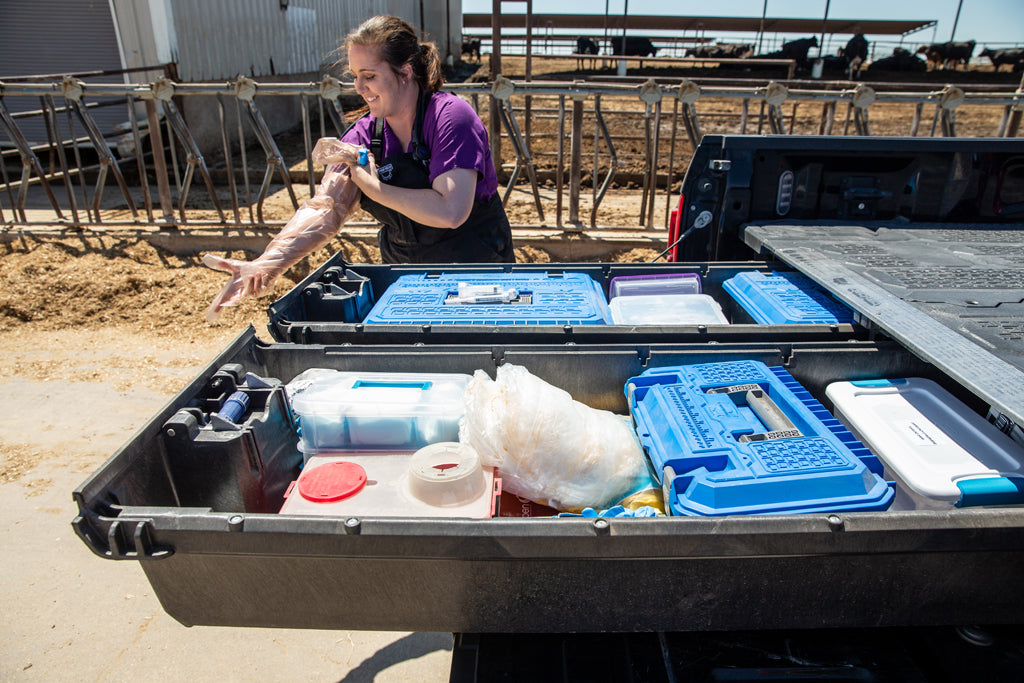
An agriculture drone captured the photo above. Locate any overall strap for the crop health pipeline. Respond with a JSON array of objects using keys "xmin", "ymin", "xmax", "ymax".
[
  {"xmin": 410, "ymin": 90, "xmax": 433, "ymax": 171},
  {"xmin": 371, "ymin": 116, "xmax": 385, "ymax": 165},
  {"xmin": 368, "ymin": 89, "xmax": 433, "ymax": 172}
]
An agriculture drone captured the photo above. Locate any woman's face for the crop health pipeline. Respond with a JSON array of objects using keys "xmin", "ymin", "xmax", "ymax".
[{"xmin": 347, "ymin": 44, "xmax": 414, "ymax": 120}]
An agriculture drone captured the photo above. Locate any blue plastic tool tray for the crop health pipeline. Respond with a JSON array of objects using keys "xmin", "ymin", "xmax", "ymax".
[
  {"xmin": 361, "ymin": 272, "xmax": 613, "ymax": 325},
  {"xmin": 723, "ymin": 271, "xmax": 856, "ymax": 325},
  {"xmin": 626, "ymin": 360, "xmax": 893, "ymax": 516}
]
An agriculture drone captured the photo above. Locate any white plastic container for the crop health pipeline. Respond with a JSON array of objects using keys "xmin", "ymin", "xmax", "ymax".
[
  {"xmin": 609, "ymin": 294, "xmax": 728, "ymax": 325},
  {"xmin": 286, "ymin": 370, "xmax": 472, "ymax": 456},
  {"xmin": 826, "ymin": 378, "xmax": 1024, "ymax": 508},
  {"xmin": 278, "ymin": 444, "xmax": 498, "ymax": 518}
]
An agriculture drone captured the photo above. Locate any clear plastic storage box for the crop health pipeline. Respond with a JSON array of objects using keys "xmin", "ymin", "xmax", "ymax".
[
  {"xmin": 286, "ymin": 370, "xmax": 473, "ymax": 456},
  {"xmin": 609, "ymin": 294, "xmax": 728, "ymax": 325},
  {"xmin": 608, "ymin": 272, "xmax": 702, "ymax": 298}
]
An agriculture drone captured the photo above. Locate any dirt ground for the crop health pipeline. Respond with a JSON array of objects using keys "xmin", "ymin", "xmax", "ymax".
[{"xmin": 0, "ymin": 56, "xmax": 1020, "ymax": 680}]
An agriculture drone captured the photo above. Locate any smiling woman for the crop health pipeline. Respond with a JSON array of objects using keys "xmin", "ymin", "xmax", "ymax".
[{"xmin": 201, "ymin": 14, "xmax": 515, "ymax": 322}]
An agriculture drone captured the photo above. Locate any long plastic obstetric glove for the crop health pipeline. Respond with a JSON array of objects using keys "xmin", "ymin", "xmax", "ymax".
[{"xmin": 203, "ymin": 161, "xmax": 360, "ymax": 323}]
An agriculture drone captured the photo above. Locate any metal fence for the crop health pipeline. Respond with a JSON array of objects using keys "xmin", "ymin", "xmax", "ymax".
[{"xmin": 2, "ymin": 73, "xmax": 1023, "ymax": 235}]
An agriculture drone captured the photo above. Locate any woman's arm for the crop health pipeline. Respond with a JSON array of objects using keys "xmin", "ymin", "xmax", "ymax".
[{"xmin": 202, "ymin": 164, "xmax": 361, "ymax": 322}]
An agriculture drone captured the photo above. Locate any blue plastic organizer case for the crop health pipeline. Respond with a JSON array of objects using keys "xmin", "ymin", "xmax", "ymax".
[
  {"xmin": 722, "ymin": 271, "xmax": 855, "ymax": 325},
  {"xmin": 362, "ymin": 272, "xmax": 613, "ymax": 325},
  {"xmin": 626, "ymin": 360, "xmax": 893, "ymax": 516}
]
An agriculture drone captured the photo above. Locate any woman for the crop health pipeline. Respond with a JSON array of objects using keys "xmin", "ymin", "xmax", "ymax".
[{"xmin": 204, "ymin": 15, "xmax": 514, "ymax": 322}]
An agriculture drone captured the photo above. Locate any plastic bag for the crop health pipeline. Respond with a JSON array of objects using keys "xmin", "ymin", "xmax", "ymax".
[
  {"xmin": 458, "ymin": 364, "xmax": 655, "ymax": 512},
  {"xmin": 203, "ymin": 164, "xmax": 360, "ymax": 323}
]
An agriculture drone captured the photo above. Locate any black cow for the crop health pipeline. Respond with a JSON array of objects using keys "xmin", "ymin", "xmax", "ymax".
[
  {"xmin": 610, "ymin": 36, "xmax": 657, "ymax": 57},
  {"xmin": 917, "ymin": 40, "xmax": 975, "ymax": 69},
  {"xmin": 576, "ymin": 36, "xmax": 599, "ymax": 55},
  {"xmin": 840, "ymin": 33, "xmax": 869, "ymax": 68},
  {"xmin": 868, "ymin": 47, "xmax": 927, "ymax": 73},
  {"xmin": 461, "ymin": 39, "xmax": 481, "ymax": 61},
  {"xmin": 782, "ymin": 36, "xmax": 819, "ymax": 66},
  {"xmin": 981, "ymin": 47, "xmax": 1024, "ymax": 72}
]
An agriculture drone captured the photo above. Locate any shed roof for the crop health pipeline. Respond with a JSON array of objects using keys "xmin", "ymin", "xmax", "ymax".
[{"xmin": 464, "ymin": 14, "xmax": 936, "ymax": 38}]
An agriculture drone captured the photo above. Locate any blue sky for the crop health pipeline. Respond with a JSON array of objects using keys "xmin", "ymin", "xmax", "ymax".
[{"xmin": 462, "ymin": 0, "xmax": 1023, "ymax": 49}]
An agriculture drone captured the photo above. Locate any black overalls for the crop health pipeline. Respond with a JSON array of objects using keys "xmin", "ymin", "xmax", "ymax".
[{"xmin": 358, "ymin": 91, "xmax": 515, "ymax": 264}]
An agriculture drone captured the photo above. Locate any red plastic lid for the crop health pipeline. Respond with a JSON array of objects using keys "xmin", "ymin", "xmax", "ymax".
[{"xmin": 297, "ymin": 461, "xmax": 367, "ymax": 503}]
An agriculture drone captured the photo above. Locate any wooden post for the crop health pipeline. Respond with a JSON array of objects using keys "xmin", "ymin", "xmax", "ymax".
[
  {"xmin": 145, "ymin": 99, "xmax": 175, "ymax": 225},
  {"xmin": 569, "ymin": 98, "xmax": 584, "ymax": 228},
  {"xmin": 489, "ymin": 0, "xmax": 502, "ymax": 169}
]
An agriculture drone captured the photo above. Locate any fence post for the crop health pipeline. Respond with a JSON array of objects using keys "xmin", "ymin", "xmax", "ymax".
[
  {"xmin": 1007, "ymin": 74, "xmax": 1024, "ymax": 137},
  {"xmin": 569, "ymin": 94, "xmax": 584, "ymax": 229},
  {"xmin": 851, "ymin": 84, "xmax": 876, "ymax": 136},
  {"xmin": 145, "ymin": 82, "xmax": 175, "ymax": 226}
]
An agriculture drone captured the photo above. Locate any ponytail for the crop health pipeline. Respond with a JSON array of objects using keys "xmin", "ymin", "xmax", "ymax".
[{"xmin": 341, "ymin": 15, "xmax": 445, "ymax": 93}]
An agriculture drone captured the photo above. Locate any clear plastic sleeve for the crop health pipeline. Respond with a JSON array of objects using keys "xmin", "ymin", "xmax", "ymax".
[{"xmin": 203, "ymin": 164, "xmax": 360, "ymax": 323}]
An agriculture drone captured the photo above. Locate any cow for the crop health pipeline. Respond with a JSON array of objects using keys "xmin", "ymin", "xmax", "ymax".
[
  {"xmin": 868, "ymin": 47, "xmax": 927, "ymax": 73},
  {"xmin": 610, "ymin": 36, "xmax": 657, "ymax": 57},
  {"xmin": 839, "ymin": 33, "xmax": 869, "ymax": 71},
  {"xmin": 576, "ymin": 36, "xmax": 600, "ymax": 55},
  {"xmin": 980, "ymin": 47, "xmax": 1024, "ymax": 72},
  {"xmin": 461, "ymin": 38, "xmax": 481, "ymax": 62},
  {"xmin": 687, "ymin": 43, "xmax": 753, "ymax": 59},
  {"xmin": 916, "ymin": 41, "xmax": 975, "ymax": 70},
  {"xmin": 780, "ymin": 36, "xmax": 819, "ymax": 69}
]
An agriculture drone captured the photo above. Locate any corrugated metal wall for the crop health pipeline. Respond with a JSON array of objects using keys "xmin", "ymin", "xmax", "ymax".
[
  {"xmin": 167, "ymin": 0, "xmax": 433, "ymax": 82},
  {"xmin": 0, "ymin": 0, "xmax": 127, "ymax": 145}
]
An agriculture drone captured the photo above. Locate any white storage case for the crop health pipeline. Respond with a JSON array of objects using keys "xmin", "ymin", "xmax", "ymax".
[{"xmin": 826, "ymin": 378, "xmax": 1024, "ymax": 508}]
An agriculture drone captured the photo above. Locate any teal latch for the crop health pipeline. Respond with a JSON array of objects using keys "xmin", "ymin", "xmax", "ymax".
[{"xmin": 956, "ymin": 477, "xmax": 1024, "ymax": 507}]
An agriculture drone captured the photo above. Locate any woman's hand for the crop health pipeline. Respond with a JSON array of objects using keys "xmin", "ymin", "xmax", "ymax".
[
  {"xmin": 202, "ymin": 253, "xmax": 277, "ymax": 323},
  {"xmin": 312, "ymin": 137, "xmax": 378, "ymax": 191}
]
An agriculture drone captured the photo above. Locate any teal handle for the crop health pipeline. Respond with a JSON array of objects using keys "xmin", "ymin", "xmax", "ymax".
[
  {"xmin": 352, "ymin": 380, "xmax": 433, "ymax": 390},
  {"xmin": 850, "ymin": 378, "xmax": 908, "ymax": 388},
  {"xmin": 956, "ymin": 477, "xmax": 1024, "ymax": 507}
]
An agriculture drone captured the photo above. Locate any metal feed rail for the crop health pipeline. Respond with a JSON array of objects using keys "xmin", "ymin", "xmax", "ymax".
[{"xmin": 2, "ymin": 75, "xmax": 1022, "ymax": 236}]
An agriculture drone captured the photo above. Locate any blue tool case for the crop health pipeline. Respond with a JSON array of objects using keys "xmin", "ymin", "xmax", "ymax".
[
  {"xmin": 723, "ymin": 270, "xmax": 856, "ymax": 325},
  {"xmin": 627, "ymin": 360, "xmax": 893, "ymax": 516},
  {"xmin": 361, "ymin": 272, "xmax": 613, "ymax": 325}
]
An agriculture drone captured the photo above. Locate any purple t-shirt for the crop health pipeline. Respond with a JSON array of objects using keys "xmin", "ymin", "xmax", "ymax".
[{"xmin": 341, "ymin": 90, "xmax": 498, "ymax": 203}]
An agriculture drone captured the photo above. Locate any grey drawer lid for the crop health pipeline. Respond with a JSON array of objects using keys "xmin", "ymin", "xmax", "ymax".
[{"xmin": 743, "ymin": 223, "xmax": 1024, "ymax": 427}]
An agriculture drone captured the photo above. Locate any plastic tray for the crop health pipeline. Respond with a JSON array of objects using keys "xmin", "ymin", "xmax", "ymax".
[
  {"xmin": 627, "ymin": 360, "xmax": 893, "ymax": 516},
  {"xmin": 362, "ymin": 272, "xmax": 612, "ymax": 325},
  {"xmin": 723, "ymin": 270, "xmax": 856, "ymax": 325},
  {"xmin": 609, "ymin": 294, "xmax": 729, "ymax": 325},
  {"xmin": 827, "ymin": 378, "xmax": 1024, "ymax": 507}
]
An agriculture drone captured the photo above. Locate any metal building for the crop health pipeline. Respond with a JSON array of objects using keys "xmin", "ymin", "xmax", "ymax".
[{"xmin": 1, "ymin": 0, "xmax": 462, "ymax": 149}]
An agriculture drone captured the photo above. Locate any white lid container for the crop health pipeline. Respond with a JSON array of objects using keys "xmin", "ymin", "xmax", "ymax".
[
  {"xmin": 826, "ymin": 378, "xmax": 1024, "ymax": 507},
  {"xmin": 278, "ymin": 445, "xmax": 498, "ymax": 518},
  {"xmin": 609, "ymin": 294, "xmax": 728, "ymax": 325},
  {"xmin": 286, "ymin": 370, "xmax": 472, "ymax": 454}
]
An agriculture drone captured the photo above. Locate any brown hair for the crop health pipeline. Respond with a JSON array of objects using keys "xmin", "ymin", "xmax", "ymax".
[{"xmin": 341, "ymin": 15, "xmax": 443, "ymax": 92}]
